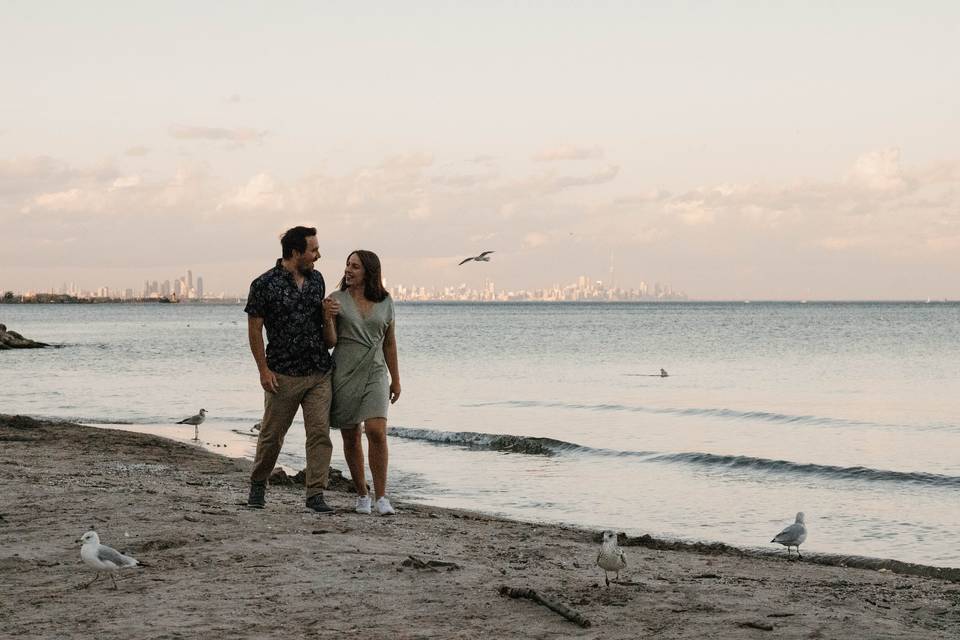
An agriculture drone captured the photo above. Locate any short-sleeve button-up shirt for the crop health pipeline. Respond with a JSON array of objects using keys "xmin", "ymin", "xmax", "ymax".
[{"xmin": 244, "ymin": 259, "xmax": 333, "ymax": 376}]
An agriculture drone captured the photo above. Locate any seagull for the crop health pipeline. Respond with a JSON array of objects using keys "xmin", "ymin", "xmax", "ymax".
[
  {"xmin": 78, "ymin": 530, "xmax": 146, "ymax": 590},
  {"xmin": 660, "ymin": 368, "xmax": 669, "ymax": 377},
  {"xmin": 596, "ymin": 530, "xmax": 627, "ymax": 587},
  {"xmin": 177, "ymin": 408, "xmax": 207, "ymax": 441},
  {"xmin": 771, "ymin": 512, "xmax": 807, "ymax": 559},
  {"xmin": 250, "ymin": 421, "xmax": 262, "ymax": 433},
  {"xmin": 458, "ymin": 251, "xmax": 494, "ymax": 266}
]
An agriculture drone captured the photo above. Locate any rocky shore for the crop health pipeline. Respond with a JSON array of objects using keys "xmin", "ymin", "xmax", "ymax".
[
  {"xmin": 1, "ymin": 414, "xmax": 958, "ymax": 639},
  {"xmin": 0, "ymin": 324, "xmax": 49, "ymax": 349}
]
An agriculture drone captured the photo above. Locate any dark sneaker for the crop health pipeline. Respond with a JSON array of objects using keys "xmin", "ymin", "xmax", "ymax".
[
  {"xmin": 247, "ymin": 482, "xmax": 266, "ymax": 509},
  {"xmin": 305, "ymin": 493, "xmax": 335, "ymax": 514}
]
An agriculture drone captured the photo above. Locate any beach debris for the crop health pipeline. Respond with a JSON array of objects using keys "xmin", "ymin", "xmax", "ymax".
[
  {"xmin": 596, "ymin": 530, "xmax": 627, "ymax": 587},
  {"xmin": 771, "ymin": 512, "xmax": 807, "ymax": 559},
  {"xmin": 77, "ymin": 530, "xmax": 147, "ymax": 590},
  {"xmin": 458, "ymin": 250, "xmax": 494, "ymax": 266},
  {"xmin": 740, "ymin": 621, "xmax": 774, "ymax": 631},
  {"xmin": 498, "ymin": 586, "xmax": 592, "ymax": 628},
  {"xmin": 401, "ymin": 555, "xmax": 461, "ymax": 571},
  {"xmin": 660, "ymin": 368, "xmax": 669, "ymax": 377},
  {"xmin": 0, "ymin": 324, "xmax": 50, "ymax": 349},
  {"xmin": 176, "ymin": 408, "xmax": 207, "ymax": 441}
]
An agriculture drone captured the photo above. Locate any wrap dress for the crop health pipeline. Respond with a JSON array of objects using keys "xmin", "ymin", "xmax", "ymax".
[{"xmin": 329, "ymin": 290, "xmax": 395, "ymax": 428}]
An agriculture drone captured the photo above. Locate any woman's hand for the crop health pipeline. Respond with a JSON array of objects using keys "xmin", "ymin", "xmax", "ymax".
[
  {"xmin": 389, "ymin": 380, "xmax": 401, "ymax": 404},
  {"xmin": 322, "ymin": 296, "xmax": 341, "ymax": 320}
]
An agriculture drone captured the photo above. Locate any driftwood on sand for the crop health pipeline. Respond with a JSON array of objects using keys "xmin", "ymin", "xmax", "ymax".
[
  {"xmin": 499, "ymin": 585, "xmax": 592, "ymax": 628},
  {"xmin": 0, "ymin": 324, "xmax": 49, "ymax": 349}
]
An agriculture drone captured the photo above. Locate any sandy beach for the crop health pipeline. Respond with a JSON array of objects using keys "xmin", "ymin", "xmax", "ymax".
[{"xmin": 1, "ymin": 414, "xmax": 958, "ymax": 639}]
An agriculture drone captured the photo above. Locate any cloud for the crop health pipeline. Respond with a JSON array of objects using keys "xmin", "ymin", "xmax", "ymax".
[
  {"xmin": 379, "ymin": 153, "xmax": 434, "ymax": 170},
  {"xmin": 169, "ymin": 125, "xmax": 268, "ymax": 144},
  {"xmin": 846, "ymin": 148, "xmax": 906, "ymax": 192},
  {"xmin": 523, "ymin": 232, "xmax": 549, "ymax": 248},
  {"xmin": 550, "ymin": 165, "xmax": 620, "ymax": 191},
  {"xmin": 217, "ymin": 173, "xmax": 285, "ymax": 212},
  {"xmin": 533, "ymin": 145, "xmax": 604, "ymax": 162},
  {"xmin": 124, "ymin": 146, "xmax": 150, "ymax": 157}
]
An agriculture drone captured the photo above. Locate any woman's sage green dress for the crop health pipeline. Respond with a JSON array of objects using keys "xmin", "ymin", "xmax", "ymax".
[{"xmin": 329, "ymin": 290, "xmax": 395, "ymax": 428}]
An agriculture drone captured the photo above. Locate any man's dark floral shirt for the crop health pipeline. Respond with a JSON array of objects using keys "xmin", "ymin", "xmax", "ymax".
[{"xmin": 244, "ymin": 259, "xmax": 333, "ymax": 376}]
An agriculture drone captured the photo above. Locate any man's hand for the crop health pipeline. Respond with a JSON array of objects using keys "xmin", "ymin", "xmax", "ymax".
[
  {"xmin": 260, "ymin": 369, "xmax": 279, "ymax": 393},
  {"xmin": 389, "ymin": 380, "xmax": 401, "ymax": 404},
  {"xmin": 322, "ymin": 296, "xmax": 341, "ymax": 320}
]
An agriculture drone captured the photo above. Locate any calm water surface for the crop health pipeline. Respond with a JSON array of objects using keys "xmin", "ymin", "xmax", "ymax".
[{"xmin": 2, "ymin": 301, "xmax": 958, "ymax": 567}]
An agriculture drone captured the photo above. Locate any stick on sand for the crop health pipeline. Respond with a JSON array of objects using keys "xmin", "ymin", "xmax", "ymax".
[{"xmin": 498, "ymin": 585, "xmax": 592, "ymax": 628}]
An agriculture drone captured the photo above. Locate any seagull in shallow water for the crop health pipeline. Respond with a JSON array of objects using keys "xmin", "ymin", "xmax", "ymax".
[
  {"xmin": 177, "ymin": 408, "xmax": 206, "ymax": 441},
  {"xmin": 596, "ymin": 530, "xmax": 627, "ymax": 587},
  {"xmin": 660, "ymin": 368, "xmax": 669, "ymax": 377},
  {"xmin": 78, "ymin": 531, "xmax": 146, "ymax": 590},
  {"xmin": 771, "ymin": 511, "xmax": 807, "ymax": 559},
  {"xmin": 458, "ymin": 251, "xmax": 494, "ymax": 266}
]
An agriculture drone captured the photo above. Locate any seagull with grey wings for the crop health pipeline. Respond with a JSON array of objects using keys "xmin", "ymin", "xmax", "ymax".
[
  {"xmin": 177, "ymin": 408, "xmax": 206, "ymax": 441},
  {"xmin": 78, "ymin": 530, "xmax": 148, "ymax": 590},
  {"xmin": 771, "ymin": 511, "xmax": 807, "ymax": 559},
  {"xmin": 458, "ymin": 251, "xmax": 494, "ymax": 266},
  {"xmin": 596, "ymin": 530, "xmax": 627, "ymax": 587}
]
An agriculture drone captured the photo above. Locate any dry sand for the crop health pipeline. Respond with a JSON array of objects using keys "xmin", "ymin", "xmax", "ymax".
[{"xmin": 1, "ymin": 414, "xmax": 958, "ymax": 639}]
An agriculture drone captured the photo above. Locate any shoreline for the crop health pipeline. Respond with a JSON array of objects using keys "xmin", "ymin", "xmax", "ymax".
[{"xmin": 2, "ymin": 414, "xmax": 958, "ymax": 638}]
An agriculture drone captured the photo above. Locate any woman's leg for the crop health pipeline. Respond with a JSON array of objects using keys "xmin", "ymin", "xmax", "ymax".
[
  {"xmin": 364, "ymin": 418, "xmax": 389, "ymax": 499},
  {"xmin": 340, "ymin": 425, "xmax": 367, "ymax": 496}
]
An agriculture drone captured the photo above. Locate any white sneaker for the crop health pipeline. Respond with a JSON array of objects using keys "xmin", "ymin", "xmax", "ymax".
[
  {"xmin": 376, "ymin": 496, "xmax": 396, "ymax": 516},
  {"xmin": 355, "ymin": 496, "xmax": 372, "ymax": 514}
]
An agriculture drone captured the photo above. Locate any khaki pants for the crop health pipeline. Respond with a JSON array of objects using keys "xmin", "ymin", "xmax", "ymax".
[{"xmin": 250, "ymin": 371, "xmax": 332, "ymax": 499}]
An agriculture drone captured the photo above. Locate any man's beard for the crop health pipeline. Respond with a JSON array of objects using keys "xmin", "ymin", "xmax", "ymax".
[{"xmin": 297, "ymin": 262, "xmax": 314, "ymax": 275}]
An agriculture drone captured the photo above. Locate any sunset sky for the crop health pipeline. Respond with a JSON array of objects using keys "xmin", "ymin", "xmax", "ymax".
[{"xmin": 2, "ymin": 2, "xmax": 958, "ymax": 299}]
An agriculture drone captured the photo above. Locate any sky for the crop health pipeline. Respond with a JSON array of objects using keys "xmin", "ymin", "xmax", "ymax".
[{"xmin": 1, "ymin": 1, "xmax": 958, "ymax": 300}]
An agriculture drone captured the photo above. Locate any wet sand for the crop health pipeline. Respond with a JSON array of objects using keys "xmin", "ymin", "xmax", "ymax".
[{"xmin": 1, "ymin": 414, "xmax": 958, "ymax": 639}]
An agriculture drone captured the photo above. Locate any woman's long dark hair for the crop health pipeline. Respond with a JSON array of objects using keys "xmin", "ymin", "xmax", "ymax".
[{"xmin": 338, "ymin": 250, "xmax": 389, "ymax": 302}]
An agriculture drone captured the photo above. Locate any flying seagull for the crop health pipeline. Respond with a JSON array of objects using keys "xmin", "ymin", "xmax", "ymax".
[
  {"xmin": 771, "ymin": 511, "xmax": 807, "ymax": 559},
  {"xmin": 78, "ymin": 530, "xmax": 147, "ymax": 590},
  {"xmin": 177, "ymin": 408, "xmax": 207, "ymax": 441},
  {"xmin": 458, "ymin": 251, "xmax": 494, "ymax": 266},
  {"xmin": 596, "ymin": 530, "xmax": 627, "ymax": 587}
]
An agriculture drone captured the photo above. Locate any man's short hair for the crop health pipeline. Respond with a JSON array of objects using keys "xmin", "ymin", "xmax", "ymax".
[{"xmin": 280, "ymin": 226, "xmax": 317, "ymax": 259}]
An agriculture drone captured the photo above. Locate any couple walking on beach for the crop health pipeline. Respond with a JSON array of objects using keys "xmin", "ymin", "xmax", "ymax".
[{"xmin": 244, "ymin": 226, "xmax": 401, "ymax": 516}]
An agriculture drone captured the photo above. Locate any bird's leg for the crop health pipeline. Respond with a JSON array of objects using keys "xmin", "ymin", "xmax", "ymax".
[
  {"xmin": 80, "ymin": 572, "xmax": 101, "ymax": 588},
  {"xmin": 605, "ymin": 572, "xmax": 610, "ymax": 588},
  {"xmin": 194, "ymin": 425, "xmax": 198, "ymax": 441},
  {"xmin": 110, "ymin": 573, "xmax": 118, "ymax": 590},
  {"xmin": 796, "ymin": 548, "xmax": 803, "ymax": 560}
]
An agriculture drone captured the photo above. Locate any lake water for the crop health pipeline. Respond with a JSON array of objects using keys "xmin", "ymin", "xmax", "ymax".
[{"xmin": 2, "ymin": 301, "xmax": 958, "ymax": 567}]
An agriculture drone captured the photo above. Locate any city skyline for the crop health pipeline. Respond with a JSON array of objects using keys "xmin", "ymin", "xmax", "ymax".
[{"xmin": 2, "ymin": 4, "xmax": 959, "ymax": 300}]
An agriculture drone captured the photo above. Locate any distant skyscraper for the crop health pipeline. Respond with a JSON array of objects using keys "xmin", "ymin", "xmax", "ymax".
[
  {"xmin": 187, "ymin": 270, "xmax": 193, "ymax": 291},
  {"xmin": 197, "ymin": 277, "xmax": 204, "ymax": 300}
]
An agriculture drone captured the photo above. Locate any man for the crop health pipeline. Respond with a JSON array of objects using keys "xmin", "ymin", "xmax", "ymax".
[{"xmin": 244, "ymin": 226, "xmax": 337, "ymax": 514}]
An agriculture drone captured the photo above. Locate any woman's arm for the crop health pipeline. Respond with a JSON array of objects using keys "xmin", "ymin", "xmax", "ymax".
[{"xmin": 383, "ymin": 320, "xmax": 401, "ymax": 403}]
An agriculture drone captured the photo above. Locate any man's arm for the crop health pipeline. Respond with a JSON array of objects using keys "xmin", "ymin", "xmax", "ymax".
[{"xmin": 248, "ymin": 315, "xmax": 279, "ymax": 393}]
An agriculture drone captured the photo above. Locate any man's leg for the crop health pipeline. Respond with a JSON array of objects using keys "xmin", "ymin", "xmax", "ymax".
[
  {"xmin": 301, "ymin": 371, "xmax": 334, "ymax": 503},
  {"xmin": 249, "ymin": 374, "xmax": 303, "ymax": 504}
]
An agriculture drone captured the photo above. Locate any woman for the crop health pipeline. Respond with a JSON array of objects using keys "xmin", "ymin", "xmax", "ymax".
[{"xmin": 323, "ymin": 250, "xmax": 401, "ymax": 515}]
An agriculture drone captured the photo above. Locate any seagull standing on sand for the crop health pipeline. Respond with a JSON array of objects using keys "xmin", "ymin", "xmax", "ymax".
[
  {"xmin": 458, "ymin": 251, "xmax": 494, "ymax": 266},
  {"xmin": 596, "ymin": 530, "xmax": 627, "ymax": 587},
  {"xmin": 771, "ymin": 511, "xmax": 807, "ymax": 559},
  {"xmin": 78, "ymin": 531, "xmax": 146, "ymax": 590},
  {"xmin": 177, "ymin": 408, "xmax": 206, "ymax": 441},
  {"xmin": 660, "ymin": 368, "xmax": 669, "ymax": 377}
]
